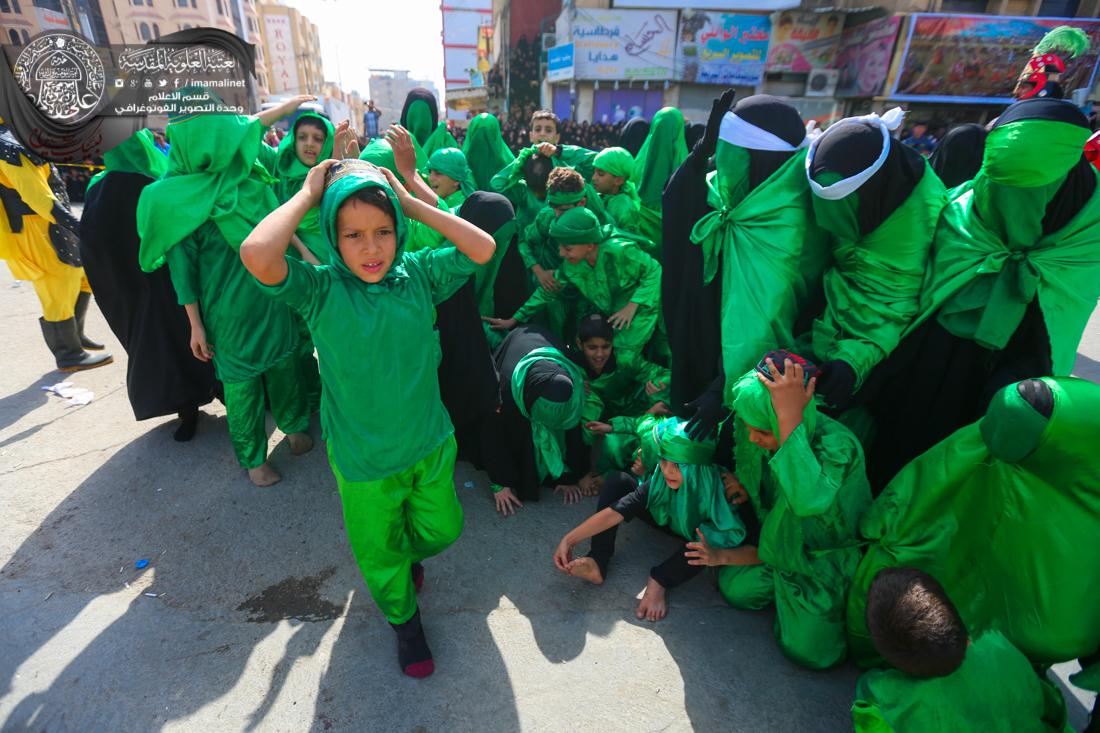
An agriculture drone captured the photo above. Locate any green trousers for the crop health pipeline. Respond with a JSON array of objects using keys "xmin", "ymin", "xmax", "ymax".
[
  {"xmin": 718, "ymin": 561, "xmax": 852, "ymax": 670},
  {"xmin": 222, "ymin": 351, "xmax": 310, "ymax": 469},
  {"xmin": 331, "ymin": 435, "xmax": 463, "ymax": 624}
]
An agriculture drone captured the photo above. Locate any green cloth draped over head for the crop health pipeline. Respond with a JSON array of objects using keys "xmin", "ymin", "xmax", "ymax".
[
  {"xmin": 594, "ymin": 146, "xmax": 642, "ymax": 207},
  {"xmin": 646, "ymin": 418, "xmax": 746, "ymax": 548},
  {"xmin": 137, "ymin": 94, "xmax": 278, "ymax": 272},
  {"xmin": 428, "ymin": 147, "xmax": 476, "ymax": 197},
  {"xmin": 511, "ymin": 347, "xmax": 585, "ymax": 481},
  {"xmin": 358, "ymin": 138, "xmax": 401, "ymax": 180},
  {"xmin": 848, "ymin": 377, "xmax": 1100, "ymax": 674},
  {"xmin": 319, "ymin": 159, "xmax": 409, "ymax": 289},
  {"xmin": 404, "ymin": 96, "xmax": 435, "ymax": 146},
  {"xmin": 273, "ymin": 112, "xmax": 335, "ymax": 250},
  {"xmin": 690, "ymin": 150, "xmax": 829, "ymax": 395},
  {"xmin": 462, "ymin": 113, "xmax": 515, "ymax": 191},
  {"xmin": 917, "ymin": 101, "xmax": 1100, "ymax": 373},
  {"xmin": 634, "ymin": 413, "xmax": 662, "ymax": 477},
  {"xmin": 550, "ymin": 206, "xmax": 606, "ymax": 246},
  {"xmin": 88, "ymin": 128, "xmax": 168, "ymax": 192},
  {"xmin": 633, "ymin": 107, "xmax": 688, "ymax": 209}
]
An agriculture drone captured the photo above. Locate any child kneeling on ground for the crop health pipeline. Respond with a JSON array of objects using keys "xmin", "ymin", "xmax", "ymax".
[
  {"xmin": 240, "ymin": 158, "xmax": 495, "ymax": 678},
  {"xmin": 553, "ymin": 417, "xmax": 748, "ymax": 621}
]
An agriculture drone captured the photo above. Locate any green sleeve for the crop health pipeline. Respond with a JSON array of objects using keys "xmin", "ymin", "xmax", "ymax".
[
  {"xmin": 256, "ymin": 142, "xmax": 278, "ymax": 175},
  {"xmin": 606, "ymin": 194, "xmax": 638, "ymax": 233},
  {"xmin": 491, "ymin": 157, "xmax": 524, "ymax": 196},
  {"xmin": 165, "ymin": 236, "xmax": 200, "ymax": 306},
  {"xmin": 253, "ymin": 255, "xmax": 325, "ymax": 320},
  {"xmin": 406, "ymin": 246, "xmax": 478, "ymax": 305},
  {"xmin": 631, "ymin": 359, "xmax": 671, "ymax": 404},
  {"xmin": 558, "ymin": 145, "xmax": 596, "ymax": 180},
  {"xmin": 609, "ymin": 414, "xmax": 641, "ymax": 435},
  {"xmin": 581, "ymin": 389, "xmax": 605, "ymax": 445},
  {"xmin": 622, "ymin": 245, "xmax": 662, "ymax": 308},
  {"xmin": 518, "ymin": 219, "xmax": 541, "ymax": 271},
  {"xmin": 513, "ymin": 280, "xmax": 560, "ymax": 322},
  {"xmin": 768, "ymin": 423, "xmax": 842, "ymax": 518},
  {"xmin": 851, "ymin": 700, "xmax": 896, "ymax": 733}
]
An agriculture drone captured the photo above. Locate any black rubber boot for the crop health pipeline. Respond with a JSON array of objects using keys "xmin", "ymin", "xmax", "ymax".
[
  {"xmin": 39, "ymin": 317, "xmax": 113, "ymax": 371},
  {"xmin": 173, "ymin": 403, "xmax": 200, "ymax": 442},
  {"xmin": 74, "ymin": 291, "xmax": 105, "ymax": 350},
  {"xmin": 390, "ymin": 608, "xmax": 434, "ymax": 678}
]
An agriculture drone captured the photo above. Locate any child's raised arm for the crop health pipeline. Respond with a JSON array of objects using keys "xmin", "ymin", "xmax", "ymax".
[
  {"xmin": 378, "ymin": 167, "xmax": 495, "ymax": 264},
  {"xmin": 241, "ymin": 159, "xmax": 338, "ymax": 285},
  {"xmin": 553, "ymin": 508, "xmax": 625, "ymax": 571}
]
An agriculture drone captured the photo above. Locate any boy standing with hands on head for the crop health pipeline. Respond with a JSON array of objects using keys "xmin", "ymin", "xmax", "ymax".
[{"xmin": 240, "ymin": 157, "xmax": 495, "ymax": 679}]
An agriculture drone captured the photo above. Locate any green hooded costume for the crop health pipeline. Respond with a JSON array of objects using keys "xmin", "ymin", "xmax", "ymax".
[
  {"xmin": 847, "ymin": 377, "xmax": 1100, "ymax": 682},
  {"xmin": 513, "ymin": 208, "xmax": 663, "ymax": 365},
  {"xmin": 852, "ymin": 630, "xmax": 1072, "ymax": 733},
  {"xmin": 462, "ymin": 113, "xmax": 515, "ymax": 192},
  {"xmin": 402, "ymin": 93, "xmax": 458, "ymax": 165},
  {"xmin": 722, "ymin": 366, "xmax": 872, "ymax": 669},
  {"xmin": 804, "ymin": 112, "xmax": 948, "ymax": 393},
  {"xmin": 510, "ymin": 346, "xmax": 586, "ymax": 482},
  {"xmin": 691, "ymin": 144, "xmax": 829, "ymax": 405},
  {"xmin": 256, "ymin": 161, "xmax": 476, "ymax": 624},
  {"xmin": 632, "ymin": 107, "xmax": 689, "ymax": 250},
  {"xmin": 593, "ymin": 146, "xmax": 643, "ymax": 234},
  {"xmin": 137, "ymin": 100, "xmax": 308, "ymax": 469},
  {"xmin": 86, "ymin": 128, "xmax": 167, "ymax": 193},
  {"xmin": 427, "ymin": 147, "xmax": 476, "ymax": 208}
]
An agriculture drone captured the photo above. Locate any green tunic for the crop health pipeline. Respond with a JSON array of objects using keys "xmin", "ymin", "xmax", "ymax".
[
  {"xmin": 723, "ymin": 370, "xmax": 872, "ymax": 669},
  {"xmin": 808, "ymin": 162, "xmax": 947, "ymax": 386},
  {"xmin": 633, "ymin": 107, "xmax": 688, "ymax": 249},
  {"xmin": 690, "ymin": 145, "xmax": 829, "ymax": 404},
  {"xmin": 852, "ymin": 631, "xmax": 1071, "ymax": 733},
  {"xmin": 257, "ymin": 166, "xmax": 477, "ymax": 481},
  {"xmin": 583, "ymin": 356, "xmax": 669, "ymax": 471},
  {"xmin": 462, "ymin": 113, "xmax": 515, "ymax": 192},
  {"xmin": 847, "ymin": 376, "xmax": 1100, "ymax": 670}
]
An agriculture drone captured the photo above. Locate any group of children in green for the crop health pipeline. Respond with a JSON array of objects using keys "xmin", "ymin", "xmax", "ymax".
[{"xmin": 77, "ymin": 81, "xmax": 1100, "ymax": 732}]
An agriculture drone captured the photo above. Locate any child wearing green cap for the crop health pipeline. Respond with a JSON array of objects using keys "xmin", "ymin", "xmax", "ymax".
[
  {"xmin": 240, "ymin": 157, "xmax": 496, "ymax": 678},
  {"xmin": 426, "ymin": 147, "xmax": 477, "ymax": 211},
  {"xmin": 487, "ymin": 207, "xmax": 664, "ymax": 370},
  {"xmin": 693, "ymin": 352, "xmax": 871, "ymax": 670},
  {"xmin": 553, "ymin": 417, "xmax": 748, "ymax": 621},
  {"xmin": 592, "ymin": 146, "xmax": 643, "ymax": 235}
]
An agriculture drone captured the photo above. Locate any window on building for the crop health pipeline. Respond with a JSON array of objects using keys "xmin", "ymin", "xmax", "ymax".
[
  {"xmin": 21, "ymin": 28, "xmax": 29, "ymax": 42},
  {"xmin": 1038, "ymin": 0, "xmax": 1079, "ymax": 14},
  {"xmin": 11, "ymin": 0, "xmax": 19, "ymax": 11},
  {"xmin": 191, "ymin": 0, "xmax": 196, "ymax": 7},
  {"xmin": 139, "ymin": 21, "xmax": 150, "ymax": 40},
  {"xmin": 8, "ymin": 28, "xmax": 20, "ymax": 44},
  {"xmin": 132, "ymin": 0, "xmax": 143, "ymax": 5},
  {"xmin": 216, "ymin": 0, "xmax": 223, "ymax": 14},
  {"xmin": 153, "ymin": 22, "xmax": 159, "ymax": 38},
  {"xmin": 33, "ymin": 0, "xmax": 64, "ymax": 10},
  {"xmin": 0, "ymin": 1, "xmax": 11, "ymax": 13},
  {"xmin": 176, "ymin": 0, "xmax": 185, "ymax": 6}
]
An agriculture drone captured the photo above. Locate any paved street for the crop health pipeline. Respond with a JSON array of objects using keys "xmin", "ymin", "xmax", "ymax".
[{"xmin": 1, "ymin": 260, "xmax": 1097, "ymax": 733}]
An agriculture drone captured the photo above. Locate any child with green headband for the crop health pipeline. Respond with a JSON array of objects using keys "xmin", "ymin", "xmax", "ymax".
[
  {"xmin": 553, "ymin": 417, "xmax": 748, "ymax": 622},
  {"xmin": 697, "ymin": 351, "xmax": 871, "ymax": 670},
  {"xmin": 240, "ymin": 158, "xmax": 496, "ymax": 678},
  {"xmin": 487, "ymin": 207, "xmax": 665, "ymax": 371},
  {"xmin": 592, "ymin": 146, "xmax": 643, "ymax": 235}
]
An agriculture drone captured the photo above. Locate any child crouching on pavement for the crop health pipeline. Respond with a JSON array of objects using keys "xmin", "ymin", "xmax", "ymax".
[
  {"xmin": 239, "ymin": 158, "xmax": 495, "ymax": 678},
  {"xmin": 553, "ymin": 418, "xmax": 748, "ymax": 621}
]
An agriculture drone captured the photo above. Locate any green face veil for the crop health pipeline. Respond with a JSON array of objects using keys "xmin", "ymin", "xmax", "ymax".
[
  {"xmin": 646, "ymin": 418, "xmax": 746, "ymax": 548},
  {"xmin": 510, "ymin": 347, "xmax": 586, "ymax": 481},
  {"xmin": 136, "ymin": 87, "xmax": 277, "ymax": 271},
  {"xmin": 550, "ymin": 206, "xmax": 605, "ymax": 246},
  {"xmin": 633, "ymin": 107, "xmax": 688, "ymax": 209},
  {"xmin": 88, "ymin": 128, "xmax": 168, "ymax": 192},
  {"xmin": 428, "ymin": 147, "xmax": 476, "ymax": 197},
  {"xmin": 462, "ymin": 113, "xmax": 515, "ymax": 191},
  {"xmin": 404, "ymin": 98, "xmax": 435, "ymax": 146},
  {"xmin": 849, "ymin": 377, "xmax": 1100, "ymax": 669},
  {"xmin": 319, "ymin": 159, "xmax": 409, "ymax": 287}
]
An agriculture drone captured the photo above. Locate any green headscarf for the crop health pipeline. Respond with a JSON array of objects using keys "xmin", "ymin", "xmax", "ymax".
[
  {"xmin": 646, "ymin": 418, "xmax": 746, "ymax": 547},
  {"xmin": 137, "ymin": 93, "xmax": 278, "ymax": 272},
  {"xmin": 510, "ymin": 347, "xmax": 585, "ymax": 481},
  {"xmin": 319, "ymin": 159, "xmax": 409, "ymax": 289},
  {"xmin": 88, "ymin": 128, "xmax": 168, "ymax": 192},
  {"xmin": 595, "ymin": 146, "xmax": 642, "ymax": 208},
  {"xmin": 358, "ymin": 138, "xmax": 403, "ymax": 183},
  {"xmin": 635, "ymin": 414, "xmax": 663, "ymax": 476},
  {"xmin": 462, "ymin": 113, "xmax": 515, "ymax": 191},
  {"xmin": 633, "ymin": 107, "xmax": 688, "ymax": 209},
  {"xmin": 546, "ymin": 189, "xmax": 586, "ymax": 206},
  {"xmin": 428, "ymin": 147, "xmax": 476, "ymax": 197},
  {"xmin": 273, "ymin": 112, "xmax": 335, "ymax": 246},
  {"xmin": 550, "ymin": 206, "xmax": 606, "ymax": 246}
]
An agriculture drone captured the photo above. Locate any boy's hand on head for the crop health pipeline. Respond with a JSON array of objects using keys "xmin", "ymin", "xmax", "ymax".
[
  {"xmin": 483, "ymin": 316, "xmax": 518, "ymax": 331},
  {"xmin": 608, "ymin": 302, "xmax": 639, "ymax": 331},
  {"xmin": 494, "ymin": 486, "xmax": 523, "ymax": 516},
  {"xmin": 720, "ymin": 471, "xmax": 749, "ymax": 505},
  {"xmin": 758, "ymin": 357, "xmax": 815, "ymax": 423},
  {"xmin": 302, "ymin": 159, "xmax": 339, "ymax": 206},
  {"xmin": 384, "ymin": 124, "xmax": 418, "ymax": 177},
  {"xmin": 585, "ymin": 421, "xmax": 613, "ymax": 435},
  {"xmin": 378, "ymin": 166, "xmax": 417, "ymax": 212}
]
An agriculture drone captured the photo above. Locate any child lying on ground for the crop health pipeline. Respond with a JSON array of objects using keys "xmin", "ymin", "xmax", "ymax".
[{"xmin": 553, "ymin": 418, "xmax": 748, "ymax": 621}]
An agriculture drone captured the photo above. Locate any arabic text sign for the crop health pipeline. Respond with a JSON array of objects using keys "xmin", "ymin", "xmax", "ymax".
[
  {"xmin": 547, "ymin": 43, "xmax": 575, "ymax": 82},
  {"xmin": 572, "ymin": 8, "xmax": 677, "ymax": 80},
  {"xmin": 891, "ymin": 14, "xmax": 1100, "ymax": 103},
  {"xmin": 834, "ymin": 16, "xmax": 900, "ymax": 98},
  {"xmin": 765, "ymin": 10, "xmax": 844, "ymax": 73},
  {"xmin": 677, "ymin": 11, "xmax": 770, "ymax": 86}
]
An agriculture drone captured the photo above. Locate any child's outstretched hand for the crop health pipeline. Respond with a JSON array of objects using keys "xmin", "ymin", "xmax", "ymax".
[
  {"xmin": 302, "ymin": 158, "xmax": 339, "ymax": 206},
  {"xmin": 384, "ymin": 124, "xmax": 418, "ymax": 179},
  {"xmin": 483, "ymin": 316, "xmax": 518, "ymax": 331},
  {"xmin": 333, "ymin": 120, "xmax": 360, "ymax": 158},
  {"xmin": 585, "ymin": 421, "xmax": 612, "ymax": 435},
  {"xmin": 685, "ymin": 529, "xmax": 719, "ymax": 566},
  {"xmin": 578, "ymin": 472, "xmax": 603, "ymax": 497},
  {"xmin": 645, "ymin": 401, "xmax": 670, "ymax": 416},
  {"xmin": 536, "ymin": 142, "xmax": 559, "ymax": 158},
  {"xmin": 645, "ymin": 379, "xmax": 667, "ymax": 396},
  {"xmin": 720, "ymin": 471, "xmax": 749, "ymax": 505},
  {"xmin": 608, "ymin": 302, "xmax": 639, "ymax": 331},
  {"xmin": 494, "ymin": 486, "xmax": 523, "ymax": 516},
  {"xmin": 553, "ymin": 536, "xmax": 575, "ymax": 572},
  {"xmin": 532, "ymin": 264, "xmax": 562, "ymax": 292},
  {"xmin": 757, "ymin": 357, "xmax": 815, "ymax": 445}
]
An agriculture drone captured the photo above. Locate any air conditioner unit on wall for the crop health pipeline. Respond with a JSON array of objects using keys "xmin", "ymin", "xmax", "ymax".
[{"xmin": 805, "ymin": 69, "xmax": 839, "ymax": 97}]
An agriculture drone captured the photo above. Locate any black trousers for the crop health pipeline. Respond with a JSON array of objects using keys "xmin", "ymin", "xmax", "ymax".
[{"xmin": 587, "ymin": 472, "xmax": 703, "ymax": 590}]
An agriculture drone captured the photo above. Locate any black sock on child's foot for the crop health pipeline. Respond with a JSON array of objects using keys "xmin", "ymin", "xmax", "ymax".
[
  {"xmin": 412, "ymin": 562, "xmax": 424, "ymax": 592},
  {"xmin": 173, "ymin": 404, "xmax": 199, "ymax": 442},
  {"xmin": 391, "ymin": 609, "xmax": 434, "ymax": 678}
]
